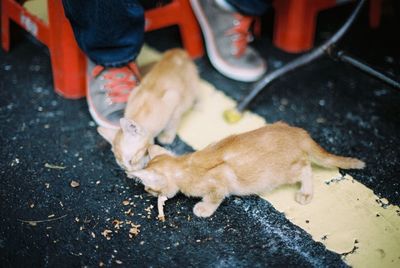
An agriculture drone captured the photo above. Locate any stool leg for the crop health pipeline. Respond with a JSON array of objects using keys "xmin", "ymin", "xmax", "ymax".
[
  {"xmin": 48, "ymin": 0, "xmax": 86, "ymax": 99},
  {"xmin": 178, "ymin": 0, "xmax": 204, "ymax": 59},
  {"xmin": 1, "ymin": 0, "xmax": 10, "ymax": 52},
  {"xmin": 369, "ymin": 0, "xmax": 382, "ymax": 28},
  {"xmin": 273, "ymin": 0, "xmax": 317, "ymax": 53}
]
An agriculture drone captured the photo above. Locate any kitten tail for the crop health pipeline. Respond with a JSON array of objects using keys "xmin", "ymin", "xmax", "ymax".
[{"xmin": 306, "ymin": 138, "xmax": 365, "ymax": 170}]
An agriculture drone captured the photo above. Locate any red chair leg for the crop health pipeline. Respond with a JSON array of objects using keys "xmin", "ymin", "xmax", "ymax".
[
  {"xmin": 1, "ymin": 0, "xmax": 11, "ymax": 52},
  {"xmin": 273, "ymin": 0, "xmax": 317, "ymax": 53},
  {"xmin": 47, "ymin": 0, "xmax": 86, "ymax": 99},
  {"xmin": 177, "ymin": 0, "xmax": 204, "ymax": 59},
  {"xmin": 369, "ymin": 0, "xmax": 382, "ymax": 29},
  {"xmin": 273, "ymin": 0, "xmax": 337, "ymax": 53}
]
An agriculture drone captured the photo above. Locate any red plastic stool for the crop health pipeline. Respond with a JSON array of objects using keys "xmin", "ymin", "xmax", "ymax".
[
  {"xmin": 1, "ymin": 0, "xmax": 204, "ymax": 99},
  {"xmin": 272, "ymin": 0, "xmax": 382, "ymax": 53}
]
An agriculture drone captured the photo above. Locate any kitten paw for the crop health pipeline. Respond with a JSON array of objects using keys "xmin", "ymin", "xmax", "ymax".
[
  {"xmin": 193, "ymin": 202, "xmax": 216, "ymax": 218},
  {"xmin": 157, "ymin": 132, "xmax": 175, "ymax": 145},
  {"xmin": 295, "ymin": 192, "xmax": 313, "ymax": 205}
]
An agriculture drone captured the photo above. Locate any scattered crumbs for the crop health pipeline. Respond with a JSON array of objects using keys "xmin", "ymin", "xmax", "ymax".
[
  {"xmin": 44, "ymin": 163, "xmax": 66, "ymax": 170},
  {"xmin": 139, "ymin": 241, "xmax": 145, "ymax": 245},
  {"xmin": 316, "ymin": 117, "xmax": 326, "ymax": 124},
  {"xmin": 115, "ymin": 260, "xmax": 123, "ymax": 265},
  {"xmin": 196, "ymin": 239, "xmax": 201, "ymax": 243},
  {"xmin": 376, "ymin": 213, "xmax": 380, "ymax": 217},
  {"xmin": 70, "ymin": 180, "xmax": 80, "ymax": 188},
  {"xmin": 75, "ymin": 217, "xmax": 80, "ymax": 222},
  {"xmin": 78, "ymin": 157, "xmax": 83, "ymax": 161},
  {"xmin": 144, "ymin": 205, "xmax": 154, "ymax": 214},
  {"xmin": 187, "ymin": 215, "xmax": 191, "ymax": 221},
  {"xmin": 45, "ymin": 183, "xmax": 50, "ymax": 189},
  {"xmin": 10, "ymin": 158, "xmax": 20, "ymax": 166},
  {"xmin": 28, "ymin": 221, "xmax": 37, "ymax": 226},
  {"xmin": 122, "ymin": 200, "xmax": 130, "ymax": 206},
  {"xmin": 375, "ymin": 198, "xmax": 390, "ymax": 208},
  {"xmin": 38, "ymin": 106, "xmax": 43, "ymax": 112},
  {"xmin": 99, "ymin": 261, "xmax": 104, "ymax": 267},
  {"xmin": 44, "ymin": 124, "xmax": 50, "ymax": 129},
  {"xmin": 59, "ymin": 201, "xmax": 64, "ymax": 207},
  {"xmin": 91, "ymin": 232, "xmax": 96, "ymax": 238},
  {"xmin": 101, "ymin": 229, "xmax": 112, "ymax": 240},
  {"xmin": 112, "ymin": 219, "xmax": 123, "ymax": 230},
  {"xmin": 96, "ymin": 180, "xmax": 101, "ymax": 185},
  {"xmin": 321, "ymin": 235, "xmax": 328, "ymax": 241},
  {"xmin": 46, "ymin": 226, "xmax": 52, "ymax": 230},
  {"xmin": 48, "ymin": 214, "xmax": 55, "ymax": 218},
  {"xmin": 305, "ymin": 220, "xmax": 310, "ymax": 224},
  {"xmin": 325, "ymin": 175, "xmax": 346, "ymax": 185},
  {"xmin": 80, "ymin": 226, "xmax": 84, "ymax": 231},
  {"xmin": 128, "ymin": 224, "xmax": 141, "ymax": 238},
  {"xmin": 124, "ymin": 208, "xmax": 134, "ymax": 216},
  {"xmin": 380, "ymin": 198, "xmax": 389, "ymax": 205},
  {"xmin": 30, "ymin": 203, "xmax": 35, "ymax": 208}
]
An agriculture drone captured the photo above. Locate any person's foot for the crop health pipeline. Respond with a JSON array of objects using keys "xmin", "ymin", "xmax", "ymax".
[
  {"xmin": 190, "ymin": 0, "xmax": 266, "ymax": 82},
  {"xmin": 86, "ymin": 61, "xmax": 141, "ymax": 129}
]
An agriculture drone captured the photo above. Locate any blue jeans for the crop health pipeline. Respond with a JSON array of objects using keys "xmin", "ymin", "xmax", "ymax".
[{"xmin": 62, "ymin": 0, "xmax": 270, "ymax": 67}]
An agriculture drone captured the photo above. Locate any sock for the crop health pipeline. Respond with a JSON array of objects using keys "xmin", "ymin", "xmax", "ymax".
[{"xmin": 215, "ymin": 0, "xmax": 237, "ymax": 13}]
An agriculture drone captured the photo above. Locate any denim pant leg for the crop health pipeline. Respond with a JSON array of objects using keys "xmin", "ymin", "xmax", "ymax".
[
  {"xmin": 226, "ymin": 0, "xmax": 272, "ymax": 16},
  {"xmin": 62, "ymin": 0, "xmax": 145, "ymax": 67}
]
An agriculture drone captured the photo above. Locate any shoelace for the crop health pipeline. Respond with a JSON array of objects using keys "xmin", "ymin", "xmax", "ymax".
[
  {"xmin": 225, "ymin": 14, "xmax": 254, "ymax": 58},
  {"xmin": 92, "ymin": 63, "xmax": 141, "ymax": 103}
]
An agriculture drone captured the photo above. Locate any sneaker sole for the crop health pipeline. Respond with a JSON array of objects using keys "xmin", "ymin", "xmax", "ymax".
[
  {"xmin": 86, "ymin": 83, "xmax": 120, "ymax": 130},
  {"xmin": 190, "ymin": 0, "xmax": 266, "ymax": 82}
]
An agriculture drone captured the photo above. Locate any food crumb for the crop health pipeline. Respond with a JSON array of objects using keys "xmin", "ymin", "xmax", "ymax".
[
  {"xmin": 70, "ymin": 180, "xmax": 80, "ymax": 188},
  {"xmin": 101, "ymin": 229, "xmax": 112, "ymax": 240}
]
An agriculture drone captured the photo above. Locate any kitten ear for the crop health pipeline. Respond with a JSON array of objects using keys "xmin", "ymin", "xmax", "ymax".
[
  {"xmin": 148, "ymin": 145, "xmax": 174, "ymax": 159},
  {"xmin": 131, "ymin": 169, "xmax": 162, "ymax": 187},
  {"xmin": 120, "ymin": 118, "xmax": 144, "ymax": 136},
  {"xmin": 97, "ymin": 127, "xmax": 118, "ymax": 144}
]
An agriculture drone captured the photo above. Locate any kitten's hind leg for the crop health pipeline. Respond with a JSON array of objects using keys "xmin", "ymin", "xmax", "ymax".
[{"xmin": 295, "ymin": 164, "xmax": 313, "ymax": 205}]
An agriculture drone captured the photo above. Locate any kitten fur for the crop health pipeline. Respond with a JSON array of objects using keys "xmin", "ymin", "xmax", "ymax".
[
  {"xmin": 98, "ymin": 49, "xmax": 200, "ymax": 171},
  {"xmin": 129, "ymin": 122, "xmax": 365, "ymax": 218}
]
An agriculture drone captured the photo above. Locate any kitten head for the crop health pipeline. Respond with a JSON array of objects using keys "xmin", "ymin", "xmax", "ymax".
[
  {"xmin": 97, "ymin": 118, "xmax": 150, "ymax": 171},
  {"xmin": 131, "ymin": 145, "xmax": 178, "ymax": 198}
]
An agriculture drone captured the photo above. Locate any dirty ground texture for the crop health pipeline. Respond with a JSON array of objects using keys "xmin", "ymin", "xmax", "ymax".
[{"xmin": 1, "ymin": 3, "xmax": 399, "ymax": 267}]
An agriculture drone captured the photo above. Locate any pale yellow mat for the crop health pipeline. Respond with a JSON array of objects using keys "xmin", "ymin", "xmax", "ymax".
[{"xmin": 138, "ymin": 46, "xmax": 400, "ymax": 268}]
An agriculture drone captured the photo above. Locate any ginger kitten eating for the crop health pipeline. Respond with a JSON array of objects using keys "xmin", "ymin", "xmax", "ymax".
[
  {"xmin": 129, "ymin": 122, "xmax": 365, "ymax": 218},
  {"xmin": 98, "ymin": 48, "xmax": 200, "ymax": 171}
]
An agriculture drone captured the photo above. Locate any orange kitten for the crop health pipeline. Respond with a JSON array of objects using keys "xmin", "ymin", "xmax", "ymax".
[
  {"xmin": 98, "ymin": 49, "xmax": 200, "ymax": 171},
  {"xmin": 129, "ymin": 122, "xmax": 365, "ymax": 218}
]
